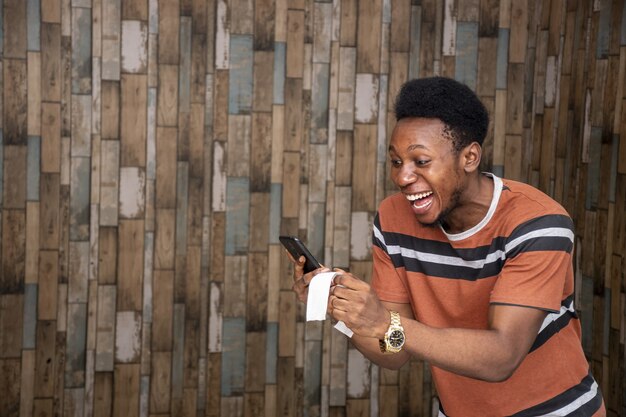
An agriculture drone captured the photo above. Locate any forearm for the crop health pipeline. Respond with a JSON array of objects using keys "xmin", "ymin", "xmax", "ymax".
[
  {"xmin": 349, "ymin": 334, "xmax": 411, "ymax": 370},
  {"xmin": 403, "ymin": 319, "xmax": 529, "ymax": 382}
]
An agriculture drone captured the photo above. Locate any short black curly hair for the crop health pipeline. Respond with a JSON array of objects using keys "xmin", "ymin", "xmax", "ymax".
[{"xmin": 394, "ymin": 77, "xmax": 489, "ymax": 152}]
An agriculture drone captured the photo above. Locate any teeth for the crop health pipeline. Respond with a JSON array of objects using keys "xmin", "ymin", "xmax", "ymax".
[{"xmin": 406, "ymin": 191, "xmax": 433, "ymax": 201}]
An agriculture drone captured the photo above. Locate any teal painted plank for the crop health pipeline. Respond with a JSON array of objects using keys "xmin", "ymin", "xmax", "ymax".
[
  {"xmin": 455, "ymin": 22, "xmax": 478, "ymax": 91},
  {"xmin": 273, "ymin": 42, "xmax": 286, "ymax": 105},
  {"xmin": 586, "ymin": 127, "xmax": 602, "ymax": 210},
  {"xmin": 496, "ymin": 28, "xmax": 509, "ymax": 89},
  {"xmin": 311, "ymin": 63, "xmax": 330, "ymax": 144},
  {"xmin": 609, "ymin": 135, "xmax": 618, "ymax": 203},
  {"xmin": 27, "ymin": 136, "xmax": 40, "ymax": 201},
  {"xmin": 229, "ymin": 35, "xmax": 254, "ymax": 114},
  {"xmin": 622, "ymin": 1, "xmax": 626, "ymax": 45},
  {"xmin": 596, "ymin": 0, "xmax": 611, "ymax": 58},
  {"xmin": 221, "ymin": 317, "xmax": 246, "ymax": 396},
  {"xmin": 408, "ymin": 6, "xmax": 422, "ymax": 80},
  {"xmin": 492, "ymin": 165, "xmax": 504, "ymax": 178},
  {"xmin": 176, "ymin": 162, "xmax": 189, "ymax": 256},
  {"xmin": 70, "ymin": 157, "xmax": 91, "ymax": 241},
  {"xmin": 143, "ymin": 231, "xmax": 154, "ymax": 322},
  {"xmin": 580, "ymin": 276, "xmax": 593, "ymax": 355},
  {"xmin": 71, "ymin": 7, "xmax": 92, "ymax": 94},
  {"xmin": 307, "ymin": 202, "xmax": 325, "ymax": 262},
  {"xmin": 65, "ymin": 303, "xmax": 88, "ymax": 387},
  {"xmin": 27, "ymin": 0, "xmax": 40, "ymax": 51},
  {"xmin": 179, "ymin": 17, "xmax": 191, "ymax": 114},
  {"xmin": 266, "ymin": 322, "xmax": 278, "ymax": 384},
  {"xmin": 603, "ymin": 287, "xmax": 610, "ymax": 356},
  {"xmin": 172, "ymin": 304, "xmax": 185, "ymax": 398},
  {"xmin": 304, "ymin": 340, "xmax": 322, "ymax": 417},
  {"xmin": 225, "ymin": 177, "xmax": 250, "ymax": 255},
  {"xmin": 269, "ymin": 183, "xmax": 282, "ymax": 244},
  {"xmin": 22, "ymin": 283, "xmax": 38, "ymax": 349},
  {"xmin": 0, "ymin": 130, "xmax": 3, "ymax": 206},
  {"xmin": 0, "ymin": 4, "xmax": 3, "ymax": 54}
]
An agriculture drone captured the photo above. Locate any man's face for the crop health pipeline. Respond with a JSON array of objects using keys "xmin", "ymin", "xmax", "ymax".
[{"xmin": 388, "ymin": 117, "xmax": 465, "ymax": 227}]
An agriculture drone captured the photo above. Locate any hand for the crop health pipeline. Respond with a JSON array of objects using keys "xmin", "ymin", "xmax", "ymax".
[
  {"xmin": 286, "ymin": 250, "xmax": 329, "ymax": 303},
  {"xmin": 328, "ymin": 269, "xmax": 390, "ymax": 339}
]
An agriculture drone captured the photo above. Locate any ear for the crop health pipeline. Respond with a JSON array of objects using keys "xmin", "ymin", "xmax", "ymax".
[{"xmin": 460, "ymin": 142, "xmax": 482, "ymax": 173}]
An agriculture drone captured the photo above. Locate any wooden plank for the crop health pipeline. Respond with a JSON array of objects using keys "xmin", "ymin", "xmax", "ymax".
[
  {"xmin": 356, "ymin": 0, "xmax": 382, "ymax": 73},
  {"xmin": 157, "ymin": 65, "xmax": 179, "ymax": 128},
  {"xmin": 477, "ymin": 37, "xmax": 498, "ymax": 97},
  {"xmin": 69, "ymin": 157, "xmax": 90, "ymax": 240},
  {"xmin": 4, "ymin": 0, "xmax": 27, "ymax": 58},
  {"xmin": 4, "ymin": 145, "xmax": 27, "ymax": 209},
  {"xmin": 93, "ymin": 372, "xmax": 113, "ymax": 417},
  {"xmin": 351, "ymin": 124, "xmax": 377, "ymax": 212},
  {"xmin": 221, "ymin": 317, "xmax": 246, "ymax": 396},
  {"xmin": 508, "ymin": 0, "xmax": 528, "ymax": 63},
  {"xmin": 286, "ymin": 10, "xmax": 305, "ymax": 78},
  {"xmin": 95, "ymin": 285, "xmax": 116, "ymax": 372},
  {"xmin": 254, "ymin": 0, "xmax": 275, "ymax": 50},
  {"xmin": 119, "ymin": 167, "xmax": 146, "ymax": 219},
  {"xmin": 213, "ymin": 70, "xmax": 229, "ymax": 140},
  {"xmin": 250, "ymin": 112, "xmax": 272, "ymax": 192},
  {"xmin": 41, "ymin": 23, "xmax": 61, "ymax": 102},
  {"xmin": 152, "ymin": 270, "xmax": 174, "ymax": 351},
  {"xmin": 0, "ymin": 359, "xmax": 22, "ymax": 415},
  {"xmin": 191, "ymin": 34, "xmax": 207, "ymax": 104},
  {"xmin": 120, "ymin": 74, "xmax": 147, "ymax": 166},
  {"xmin": 340, "ymin": 0, "xmax": 357, "ymax": 46},
  {"xmin": 113, "ymin": 364, "xmax": 140, "ymax": 417},
  {"xmin": 3, "ymin": 59, "xmax": 28, "ymax": 145},
  {"xmin": 115, "ymin": 311, "xmax": 142, "ymax": 364},
  {"xmin": 117, "ymin": 219, "xmax": 144, "ymax": 311},
  {"xmin": 155, "ymin": 126, "xmax": 177, "ymax": 208},
  {"xmin": 390, "ymin": 0, "xmax": 411, "ymax": 53},
  {"xmin": 158, "ymin": 0, "xmax": 180, "ymax": 64},
  {"xmin": 71, "ymin": 7, "xmax": 91, "ymax": 93},
  {"xmin": 282, "ymin": 151, "xmax": 300, "ymax": 218},
  {"xmin": 253, "ymin": 51, "xmax": 274, "ymax": 112},
  {"xmin": 231, "ymin": 0, "xmax": 254, "ymax": 35},
  {"xmin": 122, "ymin": 0, "xmax": 148, "ymax": 20},
  {"xmin": 121, "ymin": 20, "xmax": 148, "ymax": 74},
  {"xmin": 278, "ymin": 291, "xmax": 296, "ymax": 357},
  {"xmin": 1, "ymin": 211, "xmax": 26, "ymax": 292},
  {"xmin": 284, "ymin": 77, "xmax": 304, "ymax": 151}
]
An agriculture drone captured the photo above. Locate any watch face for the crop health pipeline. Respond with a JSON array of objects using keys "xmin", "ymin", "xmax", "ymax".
[{"xmin": 389, "ymin": 330, "xmax": 405, "ymax": 348}]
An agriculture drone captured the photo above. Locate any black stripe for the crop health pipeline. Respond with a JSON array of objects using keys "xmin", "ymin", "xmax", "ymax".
[
  {"xmin": 509, "ymin": 372, "xmax": 599, "ymax": 417},
  {"xmin": 564, "ymin": 391, "xmax": 603, "ymax": 416},
  {"xmin": 506, "ymin": 215, "xmax": 575, "ymax": 259},
  {"xmin": 528, "ymin": 295, "xmax": 578, "ymax": 353},
  {"xmin": 374, "ymin": 212, "xmax": 574, "ymax": 281},
  {"xmin": 394, "ymin": 253, "xmax": 503, "ymax": 281}
]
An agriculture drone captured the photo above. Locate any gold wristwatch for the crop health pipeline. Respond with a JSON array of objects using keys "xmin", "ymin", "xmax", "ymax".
[{"xmin": 379, "ymin": 311, "xmax": 405, "ymax": 354}]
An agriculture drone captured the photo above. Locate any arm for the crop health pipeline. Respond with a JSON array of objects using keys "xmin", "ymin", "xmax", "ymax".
[{"xmin": 331, "ymin": 272, "xmax": 547, "ymax": 382}]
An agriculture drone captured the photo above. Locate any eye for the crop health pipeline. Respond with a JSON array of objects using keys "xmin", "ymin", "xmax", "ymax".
[
  {"xmin": 416, "ymin": 159, "xmax": 430, "ymax": 166},
  {"xmin": 390, "ymin": 158, "xmax": 402, "ymax": 167}
]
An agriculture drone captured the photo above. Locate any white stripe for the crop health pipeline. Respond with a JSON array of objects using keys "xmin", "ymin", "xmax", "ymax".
[
  {"xmin": 538, "ymin": 299, "xmax": 575, "ymax": 333},
  {"xmin": 437, "ymin": 411, "xmax": 447, "ymax": 417},
  {"xmin": 377, "ymin": 227, "xmax": 572, "ymax": 271},
  {"xmin": 536, "ymin": 381, "xmax": 598, "ymax": 416},
  {"xmin": 505, "ymin": 227, "xmax": 574, "ymax": 254}
]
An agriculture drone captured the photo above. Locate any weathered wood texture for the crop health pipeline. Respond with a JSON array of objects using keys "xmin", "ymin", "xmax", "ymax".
[{"xmin": 1, "ymin": 1, "xmax": 624, "ymax": 416}]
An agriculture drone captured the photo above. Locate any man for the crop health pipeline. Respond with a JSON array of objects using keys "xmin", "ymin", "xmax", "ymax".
[{"xmin": 290, "ymin": 77, "xmax": 605, "ymax": 416}]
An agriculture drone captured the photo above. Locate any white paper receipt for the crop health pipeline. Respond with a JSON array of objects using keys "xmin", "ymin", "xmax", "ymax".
[{"xmin": 306, "ymin": 271, "xmax": 354, "ymax": 338}]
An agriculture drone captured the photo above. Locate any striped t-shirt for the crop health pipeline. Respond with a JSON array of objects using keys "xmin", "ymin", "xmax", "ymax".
[{"xmin": 371, "ymin": 174, "xmax": 604, "ymax": 417}]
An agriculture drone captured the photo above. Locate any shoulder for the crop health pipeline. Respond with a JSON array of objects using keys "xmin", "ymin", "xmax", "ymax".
[{"xmin": 499, "ymin": 178, "xmax": 570, "ymax": 219}]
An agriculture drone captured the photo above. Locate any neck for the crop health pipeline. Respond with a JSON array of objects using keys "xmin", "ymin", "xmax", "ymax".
[{"xmin": 440, "ymin": 173, "xmax": 494, "ymax": 234}]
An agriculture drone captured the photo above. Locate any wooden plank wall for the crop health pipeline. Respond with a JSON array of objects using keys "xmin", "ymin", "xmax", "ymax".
[{"xmin": 0, "ymin": 0, "xmax": 624, "ymax": 416}]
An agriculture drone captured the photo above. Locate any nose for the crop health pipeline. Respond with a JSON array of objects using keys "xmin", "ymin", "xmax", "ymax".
[{"xmin": 396, "ymin": 162, "xmax": 417, "ymax": 187}]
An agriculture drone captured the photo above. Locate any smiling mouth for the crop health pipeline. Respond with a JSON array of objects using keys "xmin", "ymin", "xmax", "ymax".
[{"xmin": 405, "ymin": 191, "xmax": 434, "ymax": 209}]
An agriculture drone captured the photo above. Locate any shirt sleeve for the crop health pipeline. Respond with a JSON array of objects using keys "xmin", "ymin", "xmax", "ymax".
[{"xmin": 489, "ymin": 214, "xmax": 575, "ymax": 313}]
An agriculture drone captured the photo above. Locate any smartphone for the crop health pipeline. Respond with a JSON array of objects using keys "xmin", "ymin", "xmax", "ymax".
[{"xmin": 279, "ymin": 235, "xmax": 322, "ymax": 273}]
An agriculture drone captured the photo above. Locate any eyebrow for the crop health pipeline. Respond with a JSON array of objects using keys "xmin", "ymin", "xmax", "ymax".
[{"xmin": 388, "ymin": 143, "xmax": 429, "ymax": 153}]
